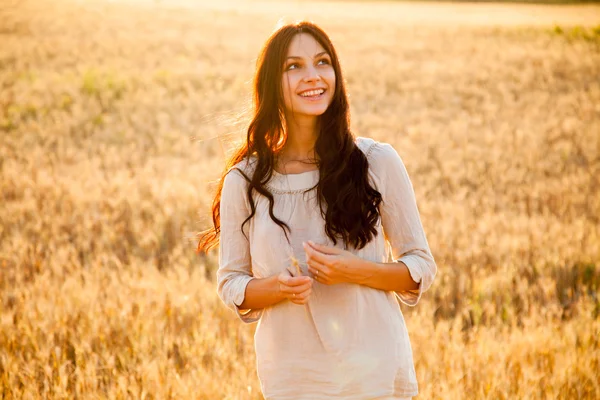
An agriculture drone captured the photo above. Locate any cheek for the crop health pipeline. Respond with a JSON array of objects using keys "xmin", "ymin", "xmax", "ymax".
[
  {"xmin": 282, "ymin": 86, "xmax": 291, "ymax": 106},
  {"xmin": 327, "ymin": 78, "xmax": 336, "ymax": 102},
  {"xmin": 324, "ymin": 70, "xmax": 336, "ymax": 92}
]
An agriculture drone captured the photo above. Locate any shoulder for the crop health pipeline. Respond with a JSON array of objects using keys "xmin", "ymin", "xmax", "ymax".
[
  {"xmin": 355, "ymin": 136, "xmax": 377, "ymax": 158},
  {"xmin": 221, "ymin": 157, "xmax": 258, "ymax": 202},
  {"xmin": 226, "ymin": 156, "xmax": 258, "ymax": 182},
  {"xmin": 355, "ymin": 136, "xmax": 403, "ymax": 166},
  {"xmin": 221, "ymin": 157, "xmax": 259, "ymax": 211}
]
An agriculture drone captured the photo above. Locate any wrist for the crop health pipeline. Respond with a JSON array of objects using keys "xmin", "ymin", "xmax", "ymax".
[{"xmin": 269, "ymin": 274, "xmax": 286, "ymax": 302}]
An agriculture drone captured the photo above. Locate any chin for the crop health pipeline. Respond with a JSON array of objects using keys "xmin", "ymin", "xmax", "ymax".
[{"xmin": 294, "ymin": 105, "xmax": 331, "ymax": 117}]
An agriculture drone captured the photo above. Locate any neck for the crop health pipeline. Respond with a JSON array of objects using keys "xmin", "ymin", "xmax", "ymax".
[{"xmin": 280, "ymin": 114, "xmax": 319, "ymax": 160}]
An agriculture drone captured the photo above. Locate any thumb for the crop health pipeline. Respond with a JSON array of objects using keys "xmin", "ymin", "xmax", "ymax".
[{"xmin": 279, "ymin": 271, "xmax": 292, "ymax": 284}]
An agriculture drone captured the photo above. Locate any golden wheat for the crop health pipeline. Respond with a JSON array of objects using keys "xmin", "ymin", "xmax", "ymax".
[{"xmin": 1, "ymin": 0, "xmax": 599, "ymax": 398}]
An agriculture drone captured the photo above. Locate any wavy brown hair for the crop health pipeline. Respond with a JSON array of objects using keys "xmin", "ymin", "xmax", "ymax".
[{"xmin": 197, "ymin": 21, "xmax": 382, "ymax": 253}]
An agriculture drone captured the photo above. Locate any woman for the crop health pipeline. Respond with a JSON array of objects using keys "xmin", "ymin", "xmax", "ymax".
[{"xmin": 198, "ymin": 21, "xmax": 437, "ymax": 400}]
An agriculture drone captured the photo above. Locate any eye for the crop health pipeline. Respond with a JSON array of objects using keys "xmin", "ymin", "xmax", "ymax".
[
  {"xmin": 317, "ymin": 58, "xmax": 331, "ymax": 66},
  {"xmin": 285, "ymin": 63, "xmax": 300, "ymax": 71}
]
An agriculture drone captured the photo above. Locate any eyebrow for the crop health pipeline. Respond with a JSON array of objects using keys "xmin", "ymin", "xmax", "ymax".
[{"xmin": 285, "ymin": 51, "xmax": 330, "ymax": 61}]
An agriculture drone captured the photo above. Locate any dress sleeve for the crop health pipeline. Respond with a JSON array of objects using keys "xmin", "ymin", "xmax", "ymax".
[
  {"xmin": 368, "ymin": 142, "xmax": 437, "ymax": 306},
  {"xmin": 216, "ymin": 167, "xmax": 263, "ymax": 323}
]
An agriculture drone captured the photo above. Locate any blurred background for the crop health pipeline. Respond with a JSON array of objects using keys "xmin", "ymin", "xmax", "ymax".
[{"xmin": 1, "ymin": 0, "xmax": 599, "ymax": 398}]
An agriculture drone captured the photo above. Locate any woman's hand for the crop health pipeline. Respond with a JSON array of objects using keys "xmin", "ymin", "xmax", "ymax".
[
  {"xmin": 303, "ymin": 240, "xmax": 369, "ymax": 285},
  {"xmin": 277, "ymin": 268, "xmax": 313, "ymax": 305}
]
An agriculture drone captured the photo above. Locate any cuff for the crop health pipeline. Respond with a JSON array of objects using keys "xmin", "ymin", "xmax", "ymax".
[
  {"xmin": 394, "ymin": 255, "xmax": 425, "ymax": 307},
  {"xmin": 231, "ymin": 277, "xmax": 263, "ymax": 323}
]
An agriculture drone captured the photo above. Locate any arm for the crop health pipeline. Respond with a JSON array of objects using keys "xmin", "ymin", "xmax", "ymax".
[
  {"xmin": 216, "ymin": 168, "xmax": 264, "ymax": 323},
  {"xmin": 304, "ymin": 240, "xmax": 419, "ymax": 293},
  {"xmin": 217, "ymin": 168, "xmax": 314, "ymax": 322},
  {"xmin": 354, "ymin": 260, "xmax": 420, "ymax": 292},
  {"xmin": 372, "ymin": 142, "xmax": 437, "ymax": 305},
  {"xmin": 238, "ymin": 273, "xmax": 314, "ymax": 309},
  {"xmin": 237, "ymin": 275, "xmax": 285, "ymax": 310}
]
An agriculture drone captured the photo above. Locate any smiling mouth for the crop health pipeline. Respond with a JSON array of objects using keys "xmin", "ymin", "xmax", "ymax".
[{"xmin": 298, "ymin": 88, "xmax": 326, "ymax": 98}]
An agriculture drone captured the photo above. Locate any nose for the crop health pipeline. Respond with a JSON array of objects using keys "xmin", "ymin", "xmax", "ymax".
[{"xmin": 302, "ymin": 64, "xmax": 321, "ymax": 82}]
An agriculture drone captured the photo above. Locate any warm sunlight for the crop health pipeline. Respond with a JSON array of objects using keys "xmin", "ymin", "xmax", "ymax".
[{"xmin": 1, "ymin": 0, "xmax": 599, "ymax": 398}]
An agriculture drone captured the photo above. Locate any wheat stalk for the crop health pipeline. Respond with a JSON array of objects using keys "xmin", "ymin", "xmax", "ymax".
[{"xmin": 290, "ymin": 254, "xmax": 302, "ymax": 277}]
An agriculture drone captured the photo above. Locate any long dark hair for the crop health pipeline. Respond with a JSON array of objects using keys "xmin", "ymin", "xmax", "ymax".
[{"xmin": 197, "ymin": 21, "xmax": 382, "ymax": 253}]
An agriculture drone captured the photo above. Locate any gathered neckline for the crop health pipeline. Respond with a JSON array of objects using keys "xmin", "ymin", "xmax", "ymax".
[
  {"xmin": 267, "ymin": 169, "xmax": 319, "ymax": 194},
  {"xmin": 245, "ymin": 137, "xmax": 376, "ymax": 194}
]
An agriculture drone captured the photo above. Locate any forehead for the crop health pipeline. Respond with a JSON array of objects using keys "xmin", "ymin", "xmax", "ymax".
[{"xmin": 286, "ymin": 33, "xmax": 327, "ymax": 57}]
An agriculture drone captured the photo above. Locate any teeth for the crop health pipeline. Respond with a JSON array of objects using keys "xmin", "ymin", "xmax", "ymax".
[{"xmin": 300, "ymin": 89, "xmax": 324, "ymax": 97}]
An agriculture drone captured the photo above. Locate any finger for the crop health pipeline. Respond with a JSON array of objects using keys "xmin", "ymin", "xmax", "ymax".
[
  {"xmin": 308, "ymin": 266, "xmax": 332, "ymax": 283},
  {"xmin": 309, "ymin": 271, "xmax": 328, "ymax": 285},
  {"xmin": 295, "ymin": 288, "xmax": 312, "ymax": 300},
  {"xmin": 292, "ymin": 295, "xmax": 311, "ymax": 305},
  {"xmin": 316, "ymin": 275, "xmax": 332, "ymax": 285},
  {"xmin": 280, "ymin": 280, "xmax": 313, "ymax": 294},
  {"xmin": 278, "ymin": 274, "xmax": 291, "ymax": 286},
  {"xmin": 291, "ymin": 280, "xmax": 313, "ymax": 293},
  {"xmin": 291, "ymin": 297, "xmax": 310, "ymax": 305},
  {"xmin": 303, "ymin": 242, "xmax": 333, "ymax": 266},
  {"xmin": 285, "ymin": 276, "xmax": 313, "ymax": 287},
  {"xmin": 279, "ymin": 274, "xmax": 309, "ymax": 286},
  {"xmin": 308, "ymin": 265, "xmax": 323, "ymax": 278},
  {"xmin": 305, "ymin": 240, "xmax": 342, "ymax": 255},
  {"xmin": 307, "ymin": 260, "xmax": 329, "ymax": 277},
  {"xmin": 291, "ymin": 289, "xmax": 312, "ymax": 304}
]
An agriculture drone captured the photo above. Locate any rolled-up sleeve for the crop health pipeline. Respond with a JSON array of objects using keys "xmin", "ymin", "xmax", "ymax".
[
  {"xmin": 217, "ymin": 167, "xmax": 263, "ymax": 323},
  {"xmin": 368, "ymin": 142, "xmax": 437, "ymax": 306}
]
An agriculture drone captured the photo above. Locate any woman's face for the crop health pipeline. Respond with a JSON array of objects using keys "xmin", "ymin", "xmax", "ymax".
[{"xmin": 281, "ymin": 33, "xmax": 336, "ymax": 119}]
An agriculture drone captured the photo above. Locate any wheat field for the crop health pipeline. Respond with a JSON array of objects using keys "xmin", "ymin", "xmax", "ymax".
[{"xmin": 1, "ymin": 0, "xmax": 599, "ymax": 398}]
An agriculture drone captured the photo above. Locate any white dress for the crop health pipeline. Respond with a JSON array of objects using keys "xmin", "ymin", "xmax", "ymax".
[{"xmin": 216, "ymin": 137, "xmax": 437, "ymax": 399}]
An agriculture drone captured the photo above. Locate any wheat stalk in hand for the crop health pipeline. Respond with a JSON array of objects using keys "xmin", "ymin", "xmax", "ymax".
[{"xmin": 288, "ymin": 254, "xmax": 303, "ymax": 277}]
